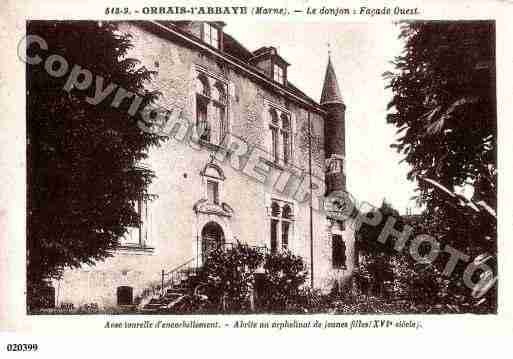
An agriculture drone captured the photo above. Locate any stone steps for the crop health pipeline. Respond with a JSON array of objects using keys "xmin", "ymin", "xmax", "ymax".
[
  {"xmin": 139, "ymin": 269, "xmax": 203, "ymax": 313},
  {"xmin": 141, "ymin": 279, "xmax": 191, "ymax": 312}
]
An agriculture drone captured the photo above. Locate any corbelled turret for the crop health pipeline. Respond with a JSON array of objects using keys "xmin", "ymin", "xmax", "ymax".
[{"xmin": 321, "ymin": 56, "xmax": 346, "ymax": 194}]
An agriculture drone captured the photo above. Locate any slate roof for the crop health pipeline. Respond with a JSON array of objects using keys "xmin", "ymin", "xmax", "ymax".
[
  {"xmin": 320, "ymin": 57, "xmax": 344, "ymax": 105},
  {"xmin": 142, "ymin": 21, "xmax": 329, "ymax": 114}
]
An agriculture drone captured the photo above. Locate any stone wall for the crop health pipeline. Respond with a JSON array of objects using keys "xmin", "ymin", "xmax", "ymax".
[{"xmin": 55, "ymin": 22, "xmax": 354, "ymax": 308}]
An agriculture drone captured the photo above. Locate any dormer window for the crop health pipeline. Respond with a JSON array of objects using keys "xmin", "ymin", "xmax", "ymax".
[
  {"xmin": 273, "ymin": 64, "xmax": 284, "ymax": 84},
  {"xmin": 251, "ymin": 47, "xmax": 289, "ymax": 85},
  {"xmin": 203, "ymin": 23, "xmax": 220, "ymax": 49}
]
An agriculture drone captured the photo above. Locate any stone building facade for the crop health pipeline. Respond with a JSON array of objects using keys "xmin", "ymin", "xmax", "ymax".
[{"xmin": 54, "ymin": 21, "xmax": 357, "ymax": 309}]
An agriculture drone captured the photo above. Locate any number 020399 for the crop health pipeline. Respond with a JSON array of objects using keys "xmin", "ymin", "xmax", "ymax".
[{"xmin": 6, "ymin": 344, "xmax": 38, "ymax": 352}]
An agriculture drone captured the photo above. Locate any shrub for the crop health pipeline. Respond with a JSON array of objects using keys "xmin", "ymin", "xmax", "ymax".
[
  {"xmin": 259, "ymin": 250, "xmax": 308, "ymax": 313},
  {"xmin": 197, "ymin": 245, "xmax": 312, "ymax": 313},
  {"xmin": 197, "ymin": 243, "xmax": 264, "ymax": 312}
]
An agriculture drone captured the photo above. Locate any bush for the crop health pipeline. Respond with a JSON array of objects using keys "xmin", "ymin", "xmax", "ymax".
[
  {"xmin": 197, "ymin": 243, "xmax": 264, "ymax": 312},
  {"xmin": 258, "ymin": 250, "xmax": 308, "ymax": 313},
  {"xmin": 197, "ymin": 245, "xmax": 312, "ymax": 313}
]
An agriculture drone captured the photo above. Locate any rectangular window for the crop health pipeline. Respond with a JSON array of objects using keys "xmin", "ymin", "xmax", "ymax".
[
  {"xmin": 332, "ymin": 235, "xmax": 347, "ymax": 269},
  {"xmin": 274, "ymin": 64, "xmax": 284, "ymax": 84},
  {"xmin": 203, "ymin": 23, "xmax": 219, "ymax": 49},
  {"xmin": 219, "ymin": 105, "xmax": 226, "ymax": 144},
  {"xmin": 211, "ymin": 103, "xmax": 225, "ymax": 145},
  {"xmin": 271, "ymin": 126, "xmax": 279, "ymax": 163},
  {"xmin": 281, "ymin": 222, "xmax": 289, "ymax": 249},
  {"xmin": 207, "ymin": 180, "xmax": 219, "ymax": 204},
  {"xmin": 136, "ymin": 199, "xmax": 145, "ymax": 246},
  {"xmin": 132, "ymin": 199, "xmax": 141, "ymax": 224},
  {"xmin": 120, "ymin": 198, "xmax": 145, "ymax": 247},
  {"xmin": 270, "ymin": 219, "xmax": 278, "ymax": 253},
  {"xmin": 196, "ymin": 96, "xmax": 209, "ymax": 141},
  {"xmin": 282, "ymin": 131, "xmax": 290, "ymax": 164}
]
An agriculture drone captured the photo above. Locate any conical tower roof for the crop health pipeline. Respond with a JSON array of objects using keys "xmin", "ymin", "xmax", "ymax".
[{"xmin": 320, "ymin": 57, "xmax": 344, "ymax": 105}]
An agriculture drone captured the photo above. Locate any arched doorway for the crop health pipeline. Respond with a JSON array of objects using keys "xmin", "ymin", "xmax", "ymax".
[{"xmin": 201, "ymin": 222, "xmax": 225, "ymax": 262}]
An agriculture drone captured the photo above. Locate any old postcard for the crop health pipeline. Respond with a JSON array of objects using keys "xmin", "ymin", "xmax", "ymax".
[{"xmin": 1, "ymin": 0, "xmax": 512, "ymax": 356}]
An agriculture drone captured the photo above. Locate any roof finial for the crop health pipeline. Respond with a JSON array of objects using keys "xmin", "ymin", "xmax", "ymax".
[{"xmin": 327, "ymin": 41, "xmax": 331, "ymax": 59}]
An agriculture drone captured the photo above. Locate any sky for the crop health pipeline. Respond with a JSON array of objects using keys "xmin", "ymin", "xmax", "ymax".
[{"xmin": 224, "ymin": 21, "xmax": 419, "ymax": 213}]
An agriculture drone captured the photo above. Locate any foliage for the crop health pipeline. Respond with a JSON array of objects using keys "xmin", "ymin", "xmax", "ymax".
[
  {"xmin": 27, "ymin": 21, "xmax": 162, "ymax": 310},
  {"xmin": 197, "ymin": 245, "xmax": 311, "ymax": 313},
  {"xmin": 355, "ymin": 201, "xmax": 402, "ymax": 298},
  {"xmin": 384, "ymin": 21, "xmax": 496, "ymax": 215},
  {"xmin": 357, "ymin": 201, "xmax": 404, "ymax": 255},
  {"xmin": 383, "ymin": 20, "xmax": 496, "ymax": 254},
  {"xmin": 289, "ymin": 287, "xmax": 328, "ymax": 313},
  {"xmin": 259, "ymin": 250, "xmax": 308, "ymax": 312},
  {"xmin": 333, "ymin": 296, "xmax": 415, "ymax": 314},
  {"xmin": 197, "ymin": 243, "xmax": 265, "ymax": 312},
  {"xmin": 389, "ymin": 256, "xmax": 449, "ymax": 304},
  {"xmin": 383, "ymin": 21, "xmax": 496, "ymax": 311}
]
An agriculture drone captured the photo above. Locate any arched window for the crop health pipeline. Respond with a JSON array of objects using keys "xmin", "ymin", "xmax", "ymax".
[
  {"xmin": 269, "ymin": 199, "xmax": 294, "ymax": 253},
  {"xmin": 270, "ymin": 201, "xmax": 280, "ymax": 253},
  {"xmin": 195, "ymin": 72, "xmax": 227, "ymax": 146},
  {"xmin": 269, "ymin": 109, "xmax": 279, "ymax": 163},
  {"xmin": 280, "ymin": 113, "xmax": 292, "ymax": 165},
  {"xmin": 196, "ymin": 76, "xmax": 210, "ymax": 141},
  {"xmin": 195, "ymin": 74, "xmax": 210, "ymax": 97},
  {"xmin": 117, "ymin": 286, "xmax": 133, "ymax": 306},
  {"xmin": 282, "ymin": 204, "xmax": 292, "ymax": 219},
  {"xmin": 271, "ymin": 201, "xmax": 280, "ymax": 217},
  {"xmin": 211, "ymin": 82, "xmax": 227, "ymax": 144},
  {"xmin": 270, "ymin": 108, "xmax": 279, "ymax": 125},
  {"xmin": 212, "ymin": 82, "xmax": 226, "ymax": 104},
  {"xmin": 281, "ymin": 204, "xmax": 293, "ymax": 250},
  {"xmin": 267, "ymin": 106, "xmax": 292, "ymax": 165},
  {"xmin": 282, "ymin": 114, "xmax": 290, "ymax": 130}
]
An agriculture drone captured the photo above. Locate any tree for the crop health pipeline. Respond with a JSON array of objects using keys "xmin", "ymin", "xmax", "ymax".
[
  {"xmin": 384, "ymin": 21, "xmax": 496, "ymax": 310},
  {"xmin": 385, "ymin": 22, "xmax": 495, "ymax": 212},
  {"xmin": 27, "ymin": 21, "xmax": 162, "ymax": 309},
  {"xmin": 260, "ymin": 250, "xmax": 308, "ymax": 312},
  {"xmin": 197, "ymin": 243, "xmax": 265, "ymax": 312},
  {"xmin": 357, "ymin": 201, "xmax": 402, "ymax": 256},
  {"xmin": 355, "ymin": 201, "xmax": 401, "ymax": 297}
]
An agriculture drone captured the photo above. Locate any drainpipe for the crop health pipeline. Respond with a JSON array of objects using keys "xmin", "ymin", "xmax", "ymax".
[
  {"xmin": 196, "ymin": 234, "xmax": 199, "ymax": 269},
  {"xmin": 308, "ymin": 111, "xmax": 314, "ymax": 288},
  {"xmin": 161, "ymin": 269, "xmax": 164, "ymax": 296}
]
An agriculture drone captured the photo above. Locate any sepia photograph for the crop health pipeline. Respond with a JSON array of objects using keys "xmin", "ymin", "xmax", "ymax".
[{"xmin": 23, "ymin": 19, "xmax": 497, "ymax": 316}]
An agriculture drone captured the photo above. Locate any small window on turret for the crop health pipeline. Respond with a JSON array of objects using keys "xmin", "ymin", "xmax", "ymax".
[{"xmin": 332, "ymin": 235, "xmax": 347, "ymax": 269}]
